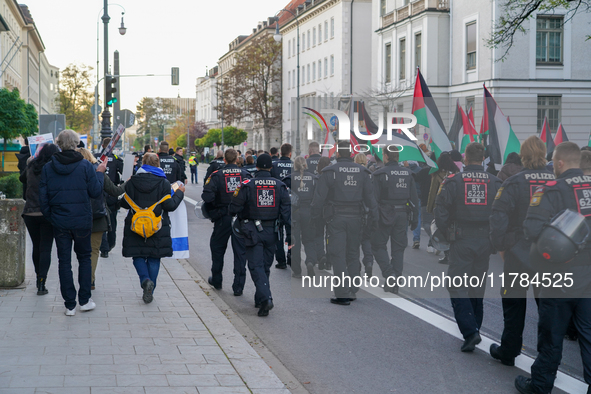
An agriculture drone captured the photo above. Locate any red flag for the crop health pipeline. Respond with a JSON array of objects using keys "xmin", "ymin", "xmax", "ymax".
[{"xmin": 554, "ymin": 123, "xmax": 569, "ymax": 145}]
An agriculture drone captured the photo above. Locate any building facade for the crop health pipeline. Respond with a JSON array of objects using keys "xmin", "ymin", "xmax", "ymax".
[
  {"xmin": 195, "ymin": 66, "xmax": 219, "ymax": 129},
  {"xmin": 279, "ymin": 0, "xmax": 373, "ymax": 155},
  {"xmin": 373, "ymin": 0, "xmax": 591, "ymax": 146}
]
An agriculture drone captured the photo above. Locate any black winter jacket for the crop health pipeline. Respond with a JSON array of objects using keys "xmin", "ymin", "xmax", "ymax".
[{"xmin": 120, "ymin": 172, "xmax": 184, "ymax": 258}]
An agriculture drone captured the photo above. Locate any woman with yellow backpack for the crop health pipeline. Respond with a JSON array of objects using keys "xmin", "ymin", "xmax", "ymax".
[{"xmin": 120, "ymin": 153, "xmax": 185, "ymax": 303}]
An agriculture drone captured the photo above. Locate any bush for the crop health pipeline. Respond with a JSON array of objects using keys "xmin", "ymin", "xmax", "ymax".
[{"xmin": 0, "ymin": 173, "xmax": 23, "ymax": 198}]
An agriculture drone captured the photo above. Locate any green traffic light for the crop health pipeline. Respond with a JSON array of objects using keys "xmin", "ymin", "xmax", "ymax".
[{"xmin": 107, "ymin": 97, "xmax": 118, "ymax": 106}]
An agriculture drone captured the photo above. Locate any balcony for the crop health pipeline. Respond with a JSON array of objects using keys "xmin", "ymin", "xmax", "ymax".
[{"xmin": 381, "ymin": 0, "xmax": 449, "ymax": 29}]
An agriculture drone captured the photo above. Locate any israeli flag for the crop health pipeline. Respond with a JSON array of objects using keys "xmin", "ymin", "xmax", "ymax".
[{"xmin": 169, "ymin": 200, "xmax": 190, "ymax": 259}]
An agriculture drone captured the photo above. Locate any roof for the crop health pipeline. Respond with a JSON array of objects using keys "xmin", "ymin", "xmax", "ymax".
[{"xmin": 276, "ymin": 0, "xmax": 308, "ymax": 26}]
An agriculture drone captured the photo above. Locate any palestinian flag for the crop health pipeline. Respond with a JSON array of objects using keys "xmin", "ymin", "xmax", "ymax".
[
  {"xmin": 540, "ymin": 117, "xmax": 556, "ymax": 154},
  {"xmin": 448, "ymin": 99, "xmax": 478, "ymax": 153},
  {"xmin": 483, "ymin": 85, "xmax": 521, "ymax": 169},
  {"xmin": 411, "ymin": 70, "xmax": 451, "ymax": 158},
  {"xmin": 358, "ymin": 100, "xmax": 436, "ymax": 168},
  {"xmin": 553, "ymin": 123, "xmax": 569, "ymax": 145}
]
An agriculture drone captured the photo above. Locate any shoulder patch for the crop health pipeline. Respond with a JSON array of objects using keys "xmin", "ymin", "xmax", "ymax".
[
  {"xmin": 242, "ymin": 179, "xmax": 251, "ymax": 185},
  {"xmin": 495, "ymin": 187, "xmax": 504, "ymax": 200},
  {"xmin": 232, "ymin": 184, "xmax": 242, "ymax": 197},
  {"xmin": 546, "ymin": 180, "xmax": 557, "ymax": 187},
  {"xmin": 205, "ymin": 177, "xmax": 211, "ymax": 185},
  {"xmin": 447, "ymin": 173, "xmax": 455, "ymax": 179},
  {"xmin": 530, "ymin": 186, "xmax": 546, "ymax": 207}
]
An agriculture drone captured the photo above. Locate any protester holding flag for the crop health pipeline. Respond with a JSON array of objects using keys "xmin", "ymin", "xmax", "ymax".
[{"xmin": 120, "ymin": 153, "xmax": 185, "ymax": 304}]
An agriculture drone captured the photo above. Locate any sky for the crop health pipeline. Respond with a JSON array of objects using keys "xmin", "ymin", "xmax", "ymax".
[{"xmin": 24, "ymin": 0, "xmax": 284, "ymax": 113}]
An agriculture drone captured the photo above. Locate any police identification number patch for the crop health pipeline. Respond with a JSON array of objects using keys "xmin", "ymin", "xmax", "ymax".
[
  {"xmin": 495, "ymin": 187, "xmax": 504, "ymax": 200},
  {"xmin": 225, "ymin": 175, "xmax": 242, "ymax": 194},
  {"xmin": 574, "ymin": 185, "xmax": 591, "ymax": 217},
  {"xmin": 465, "ymin": 182, "xmax": 487, "ymax": 205},
  {"xmin": 257, "ymin": 187, "xmax": 276, "ymax": 207}
]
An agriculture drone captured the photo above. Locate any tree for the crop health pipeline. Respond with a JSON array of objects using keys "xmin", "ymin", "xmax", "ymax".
[
  {"xmin": 216, "ymin": 35, "xmax": 282, "ymax": 147},
  {"xmin": 488, "ymin": 0, "xmax": 591, "ymax": 60},
  {"xmin": 195, "ymin": 126, "xmax": 247, "ymax": 149},
  {"xmin": 58, "ymin": 63, "xmax": 94, "ymax": 133},
  {"xmin": 135, "ymin": 97, "xmax": 176, "ymax": 144},
  {"xmin": 0, "ymin": 88, "xmax": 38, "ymax": 172}
]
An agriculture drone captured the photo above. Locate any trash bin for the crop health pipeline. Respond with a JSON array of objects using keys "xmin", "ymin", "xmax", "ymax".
[{"xmin": 0, "ymin": 199, "xmax": 25, "ymax": 287}]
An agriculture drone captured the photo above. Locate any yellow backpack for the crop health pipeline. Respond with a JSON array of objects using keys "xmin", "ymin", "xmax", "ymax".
[{"xmin": 123, "ymin": 193, "xmax": 172, "ymax": 240}]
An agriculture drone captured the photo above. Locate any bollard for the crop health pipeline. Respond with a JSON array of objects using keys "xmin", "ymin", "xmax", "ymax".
[{"xmin": 0, "ymin": 199, "xmax": 25, "ymax": 287}]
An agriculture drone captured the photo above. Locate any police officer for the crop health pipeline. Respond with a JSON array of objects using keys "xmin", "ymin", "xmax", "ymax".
[
  {"xmin": 371, "ymin": 148, "xmax": 419, "ymax": 294},
  {"xmin": 229, "ymin": 154, "xmax": 291, "ymax": 316},
  {"xmin": 205, "ymin": 150, "xmax": 225, "ymax": 183},
  {"xmin": 243, "ymin": 155, "xmax": 257, "ymax": 176},
  {"xmin": 174, "ymin": 147, "xmax": 188, "ymax": 184},
  {"xmin": 271, "ymin": 144, "xmax": 294, "ymax": 269},
  {"xmin": 157, "ymin": 141, "xmax": 182, "ymax": 184},
  {"xmin": 311, "ymin": 140, "xmax": 378, "ymax": 305},
  {"xmin": 97, "ymin": 137, "xmax": 124, "ymax": 258},
  {"xmin": 202, "ymin": 149, "xmax": 251, "ymax": 296},
  {"xmin": 434, "ymin": 142, "xmax": 502, "ymax": 352},
  {"xmin": 515, "ymin": 142, "xmax": 591, "ymax": 394},
  {"xmin": 285, "ymin": 156, "xmax": 317, "ymax": 278},
  {"xmin": 306, "ymin": 141, "xmax": 322, "ymax": 175},
  {"xmin": 489, "ymin": 136, "xmax": 554, "ymax": 366},
  {"xmin": 188, "ymin": 152, "xmax": 198, "ymax": 184}
]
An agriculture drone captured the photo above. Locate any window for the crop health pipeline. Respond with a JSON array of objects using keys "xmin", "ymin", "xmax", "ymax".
[
  {"xmin": 302, "ymin": 33, "xmax": 305, "ymax": 50},
  {"xmin": 385, "ymin": 43, "xmax": 392, "ymax": 83},
  {"xmin": 307, "ymin": 64, "xmax": 310, "ymax": 83},
  {"xmin": 536, "ymin": 16, "xmax": 563, "ymax": 64},
  {"xmin": 293, "ymin": 38, "xmax": 296, "ymax": 55},
  {"xmin": 313, "ymin": 27, "xmax": 316, "ymax": 46},
  {"xmin": 397, "ymin": 104, "xmax": 404, "ymax": 113},
  {"xmin": 307, "ymin": 30, "xmax": 311, "ymax": 49},
  {"xmin": 313, "ymin": 62, "xmax": 316, "ymax": 81},
  {"xmin": 330, "ymin": 55, "xmax": 335, "ymax": 75},
  {"xmin": 324, "ymin": 57, "xmax": 328, "ymax": 77},
  {"xmin": 288, "ymin": 102, "xmax": 291, "ymax": 120},
  {"xmin": 399, "ymin": 38, "xmax": 406, "ymax": 80},
  {"xmin": 537, "ymin": 96, "xmax": 561, "ymax": 132},
  {"xmin": 415, "ymin": 33, "xmax": 421, "ymax": 71},
  {"xmin": 301, "ymin": 68, "xmax": 305, "ymax": 86},
  {"xmin": 380, "ymin": 0, "xmax": 387, "ymax": 16},
  {"xmin": 318, "ymin": 24, "xmax": 322, "ymax": 44},
  {"xmin": 288, "ymin": 71, "xmax": 291, "ymax": 89},
  {"xmin": 466, "ymin": 96, "xmax": 475, "ymax": 112},
  {"xmin": 466, "ymin": 22, "xmax": 477, "ymax": 70},
  {"xmin": 331, "ymin": 18, "xmax": 335, "ymax": 38},
  {"xmin": 288, "ymin": 40, "xmax": 291, "ymax": 58},
  {"xmin": 293, "ymin": 69, "xmax": 296, "ymax": 87},
  {"xmin": 318, "ymin": 59, "xmax": 322, "ymax": 79},
  {"xmin": 325, "ymin": 21, "xmax": 329, "ymax": 40}
]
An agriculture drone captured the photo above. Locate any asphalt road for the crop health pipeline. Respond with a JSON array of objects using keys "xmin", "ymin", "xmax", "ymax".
[{"xmin": 182, "ymin": 167, "xmax": 582, "ymax": 393}]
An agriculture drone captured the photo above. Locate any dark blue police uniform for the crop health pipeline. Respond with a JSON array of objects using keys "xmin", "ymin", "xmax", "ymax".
[
  {"xmin": 229, "ymin": 155, "xmax": 291, "ymax": 316},
  {"xmin": 201, "ymin": 164, "xmax": 251, "ymax": 295},
  {"xmin": 270, "ymin": 156, "xmax": 293, "ymax": 268}
]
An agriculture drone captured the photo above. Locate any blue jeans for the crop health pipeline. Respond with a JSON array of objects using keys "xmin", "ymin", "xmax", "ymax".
[
  {"xmin": 412, "ymin": 200, "xmax": 422, "ymax": 242},
  {"xmin": 132, "ymin": 257, "xmax": 161, "ymax": 290},
  {"xmin": 53, "ymin": 227, "xmax": 93, "ymax": 310}
]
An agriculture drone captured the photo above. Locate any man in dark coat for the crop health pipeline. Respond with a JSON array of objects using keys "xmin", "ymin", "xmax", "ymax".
[
  {"xmin": 120, "ymin": 153, "xmax": 185, "ymax": 304},
  {"xmin": 39, "ymin": 129, "xmax": 106, "ymax": 316},
  {"xmin": 174, "ymin": 147, "xmax": 188, "ymax": 184}
]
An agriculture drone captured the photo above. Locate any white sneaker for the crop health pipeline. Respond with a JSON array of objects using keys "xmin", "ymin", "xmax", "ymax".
[
  {"xmin": 65, "ymin": 308, "xmax": 76, "ymax": 316},
  {"xmin": 427, "ymin": 246, "xmax": 434, "ymax": 254},
  {"xmin": 80, "ymin": 299, "xmax": 96, "ymax": 312}
]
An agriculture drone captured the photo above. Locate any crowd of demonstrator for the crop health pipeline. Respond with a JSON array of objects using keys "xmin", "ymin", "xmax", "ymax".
[{"xmin": 18, "ymin": 129, "xmax": 185, "ymax": 315}]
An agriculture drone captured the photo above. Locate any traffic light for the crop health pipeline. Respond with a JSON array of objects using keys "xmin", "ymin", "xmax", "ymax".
[
  {"xmin": 105, "ymin": 75, "xmax": 118, "ymax": 106},
  {"xmin": 171, "ymin": 67, "xmax": 179, "ymax": 86}
]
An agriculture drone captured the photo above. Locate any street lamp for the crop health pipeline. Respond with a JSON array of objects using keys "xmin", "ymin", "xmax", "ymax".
[
  {"xmin": 99, "ymin": 1, "xmax": 128, "ymax": 141},
  {"xmin": 274, "ymin": 9, "xmax": 300, "ymax": 155}
]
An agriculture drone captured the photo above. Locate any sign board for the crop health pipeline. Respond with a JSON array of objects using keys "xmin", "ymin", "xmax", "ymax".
[
  {"xmin": 122, "ymin": 109, "xmax": 135, "ymax": 127},
  {"xmin": 423, "ymin": 133, "xmax": 429, "ymax": 142},
  {"xmin": 79, "ymin": 135, "xmax": 88, "ymax": 149},
  {"xmin": 154, "ymin": 137, "xmax": 158, "ymax": 144},
  {"xmin": 39, "ymin": 114, "xmax": 66, "ymax": 140},
  {"xmin": 204, "ymin": 147, "xmax": 210, "ymax": 155},
  {"xmin": 121, "ymin": 153, "xmax": 135, "ymax": 182},
  {"xmin": 90, "ymin": 104, "xmax": 102, "ymax": 116},
  {"xmin": 28, "ymin": 133, "xmax": 54, "ymax": 157}
]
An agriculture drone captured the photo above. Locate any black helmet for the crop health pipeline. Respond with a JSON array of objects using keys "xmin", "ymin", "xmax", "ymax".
[
  {"xmin": 533, "ymin": 209, "xmax": 590, "ymax": 265},
  {"xmin": 231, "ymin": 217, "xmax": 244, "ymax": 238},
  {"xmin": 194, "ymin": 200, "xmax": 210, "ymax": 220},
  {"xmin": 428, "ymin": 220, "xmax": 450, "ymax": 252}
]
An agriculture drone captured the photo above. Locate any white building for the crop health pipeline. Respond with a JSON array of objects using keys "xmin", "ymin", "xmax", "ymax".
[
  {"xmin": 373, "ymin": 0, "xmax": 591, "ymax": 146},
  {"xmin": 195, "ymin": 66, "xmax": 219, "ymax": 129},
  {"xmin": 279, "ymin": 0, "xmax": 373, "ymax": 155}
]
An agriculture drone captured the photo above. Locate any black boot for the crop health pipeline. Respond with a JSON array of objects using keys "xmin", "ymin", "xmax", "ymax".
[{"xmin": 37, "ymin": 277, "xmax": 48, "ymax": 296}]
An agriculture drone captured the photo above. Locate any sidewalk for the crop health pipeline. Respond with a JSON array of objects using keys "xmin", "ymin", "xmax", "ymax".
[{"xmin": 0, "ymin": 212, "xmax": 290, "ymax": 394}]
